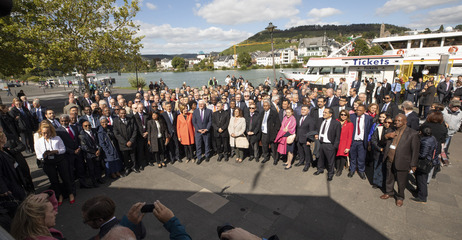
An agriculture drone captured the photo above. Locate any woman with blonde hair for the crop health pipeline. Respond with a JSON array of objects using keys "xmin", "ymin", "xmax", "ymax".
[
  {"xmin": 228, "ymin": 108, "xmax": 248, "ymax": 163},
  {"xmin": 34, "ymin": 121, "xmax": 74, "ymax": 206},
  {"xmin": 10, "ymin": 191, "xmax": 62, "ymax": 240}
]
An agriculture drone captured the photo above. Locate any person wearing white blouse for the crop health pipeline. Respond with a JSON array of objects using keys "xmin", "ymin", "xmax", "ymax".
[{"xmin": 35, "ymin": 121, "xmax": 74, "ymax": 206}]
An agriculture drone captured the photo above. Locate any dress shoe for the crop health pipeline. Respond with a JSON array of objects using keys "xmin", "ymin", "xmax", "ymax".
[
  {"xmin": 148, "ymin": 162, "xmax": 154, "ymax": 166},
  {"xmin": 284, "ymin": 166, "xmax": 292, "ymax": 170},
  {"xmin": 255, "ymin": 158, "xmax": 259, "ymax": 162},
  {"xmin": 196, "ymin": 159, "xmax": 203, "ymax": 165},
  {"xmin": 335, "ymin": 170, "xmax": 342, "ymax": 177},
  {"xmin": 231, "ymin": 152, "xmax": 235, "ymax": 158},
  {"xmin": 225, "ymin": 155, "xmax": 229, "ymax": 162},
  {"xmin": 158, "ymin": 164, "xmax": 162, "ymax": 168},
  {"xmin": 58, "ymin": 201, "xmax": 63, "ymax": 206},
  {"xmin": 410, "ymin": 197, "xmax": 427, "ymax": 204},
  {"xmin": 261, "ymin": 158, "xmax": 269, "ymax": 163},
  {"xmin": 70, "ymin": 199, "xmax": 75, "ymax": 205},
  {"xmin": 206, "ymin": 157, "xmax": 210, "ymax": 162},
  {"xmin": 273, "ymin": 161, "xmax": 278, "ymax": 165},
  {"xmin": 178, "ymin": 159, "xmax": 183, "ymax": 163},
  {"xmin": 395, "ymin": 199, "xmax": 403, "ymax": 207},
  {"xmin": 327, "ymin": 176, "xmax": 333, "ymax": 181},
  {"xmin": 372, "ymin": 185, "xmax": 378, "ymax": 189},
  {"xmin": 140, "ymin": 166, "xmax": 144, "ymax": 171},
  {"xmin": 80, "ymin": 182, "xmax": 92, "ymax": 189},
  {"xmin": 313, "ymin": 170, "xmax": 324, "ymax": 175},
  {"xmin": 347, "ymin": 171, "xmax": 355, "ymax": 178},
  {"xmin": 380, "ymin": 194, "xmax": 391, "ymax": 200},
  {"xmin": 302, "ymin": 166, "xmax": 309, "ymax": 172},
  {"xmin": 110, "ymin": 173, "xmax": 118, "ymax": 179},
  {"xmin": 358, "ymin": 172, "xmax": 366, "ymax": 180},
  {"xmin": 282, "ymin": 163, "xmax": 288, "ymax": 166},
  {"xmin": 133, "ymin": 169, "xmax": 140, "ymax": 173},
  {"xmin": 217, "ymin": 155, "xmax": 223, "ymax": 162},
  {"xmin": 248, "ymin": 156, "xmax": 254, "ymax": 161},
  {"xmin": 295, "ymin": 161, "xmax": 304, "ymax": 167},
  {"xmin": 97, "ymin": 179, "xmax": 105, "ymax": 184}
]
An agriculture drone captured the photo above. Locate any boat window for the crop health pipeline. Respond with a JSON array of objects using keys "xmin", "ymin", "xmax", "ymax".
[
  {"xmin": 443, "ymin": 36, "xmax": 462, "ymax": 46},
  {"xmin": 423, "ymin": 38, "xmax": 442, "ymax": 47},
  {"xmin": 319, "ymin": 67, "xmax": 331, "ymax": 74},
  {"xmin": 390, "ymin": 41, "xmax": 407, "ymax": 49},
  {"xmin": 378, "ymin": 42, "xmax": 392, "ymax": 51},
  {"xmin": 410, "ymin": 40, "xmax": 420, "ymax": 48},
  {"xmin": 333, "ymin": 67, "xmax": 346, "ymax": 74},
  {"xmin": 308, "ymin": 67, "xmax": 319, "ymax": 74}
]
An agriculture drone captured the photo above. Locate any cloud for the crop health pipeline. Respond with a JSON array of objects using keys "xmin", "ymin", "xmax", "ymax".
[
  {"xmin": 136, "ymin": 21, "xmax": 253, "ymax": 53},
  {"xmin": 408, "ymin": 4, "xmax": 462, "ymax": 28},
  {"xmin": 194, "ymin": 0, "xmax": 302, "ymax": 25},
  {"xmin": 376, "ymin": 0, "xmax": 457, "ymax": 16},
  {"xmin": 308, "ymin": 8, "xmax": 341, "ymax": 18},
  {"xmin": 146, "ymin": 2, "xmax": 157, "ymax": 10}
]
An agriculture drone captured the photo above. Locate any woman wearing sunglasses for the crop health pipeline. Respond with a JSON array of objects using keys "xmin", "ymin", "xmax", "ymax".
[
  {"xmin": 335, "ymin": 109, "xmax": 353, "ymax": 176},
  {"xmin": 370, "ymin": 114, "xmax": 392, "ymax": 189}
]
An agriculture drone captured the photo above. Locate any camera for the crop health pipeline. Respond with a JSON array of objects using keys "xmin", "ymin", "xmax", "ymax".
[{"xmin": 216, "ymin": 224, "xmax": 234, "ymax": 240}]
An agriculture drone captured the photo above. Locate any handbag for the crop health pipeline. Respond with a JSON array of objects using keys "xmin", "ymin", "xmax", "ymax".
[
  {"xmin": 416, "ymin": 158, "xmax": 433, "ymax": 174},
  {"xmin": 284, "ymin": 119, "xmax": 296, "ymax": 144}
]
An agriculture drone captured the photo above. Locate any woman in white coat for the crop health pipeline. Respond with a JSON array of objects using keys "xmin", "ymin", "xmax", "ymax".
[{"xmin": 228, "ymin": 108, "xmax": 249, "ymax": 162}]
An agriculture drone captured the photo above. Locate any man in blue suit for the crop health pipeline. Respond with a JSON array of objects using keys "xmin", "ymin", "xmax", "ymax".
[
  {"xmin": 192, "ymin": 100, "xmax": 212, "ymax": 164},
  {"xmin": 348, "ymin": 105, "xmax": 373, "ymax": 179}
]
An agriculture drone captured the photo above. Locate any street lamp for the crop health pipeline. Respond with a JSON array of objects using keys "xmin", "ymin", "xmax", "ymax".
[{"xmin": 266, "ymin": 22, "xmax": 277, "ymax": 83}]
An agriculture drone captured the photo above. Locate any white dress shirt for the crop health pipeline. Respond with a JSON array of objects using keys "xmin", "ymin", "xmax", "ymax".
[
  {"xmin": 34, "ymin": 136, "xmax": 66, "ymax": 159},
  {"xmin": 261, "ymin": 110, "xmax": 270, "ymax": 134},
  {"xmin": 353, "ymin": 114, "xmax": 365, "ymax": 141},
  {"xmin": 319, "ymin": 118, "xmax": 332, "ymax": 143}
]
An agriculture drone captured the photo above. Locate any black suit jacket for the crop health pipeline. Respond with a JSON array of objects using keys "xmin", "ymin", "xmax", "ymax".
[
  {"xmin": 406, "ymin": 111, "xmax": 420, "ymax": 131},
  {"xmin": 134, "ymin": 112, "xmax": 149, "ymax": 137},
  {"xmin": 113, "ymin": 117, "xmax": 137, "ymax": 151},
  {"xmin": 259, "ymin": 109, "xmax": 281, "ymax": 141},
  {"xmin": 437, "ymin": 81, "xmax": 453, "ymax": 96},
  {"xmin": 296, "ymin": 115, "xmax": 315, "ymax": 143},
  {"xmin": 212, "ymin": 110, "xmax": 230, "ymax": 137},
  {"xmin": 78, "ymin": 129, "xmax": 100, "ymax": 160},
  {"xmin": 332, "ymin": 106, "xmax": 351, "ymax": 120},
  {"xmin": 379, "ymin": 102, "xmax": 399, "ymax": 118},
  {"xmin": 56, "ymin": 125, "xmax": 80, "ymax": 155},
  {"xmin": 246, "ymin": 112, "xmax": 261, "ymax": 144},
  {"xmin": 326, "ymin": 96, "xmax": 339, "ymax": 108},
  {"xmin": 325, "ymin": 82, "xmax": 336, "ymax": 90},
  {"xmin": 366, "ymin": 82, "xmax": 375, "ymax": 94},
  {"xmin": 9, "ymin": 107, "xmax": 34, "ymax": 132},
  {"xmin": 382, "ymin": 83, "xmax": 391, "ymax": 95},
  {"xmin": 375, "ymin": 86, "xmax": 385, "ymax": 100},
  {"xmin": 320, "ymin": 118, "xmax": 341, "ymax": 147},
  {"xmin": 309, "ymin": 107, "xmax": 325, "ymax": 129},
  {"xmin": 31, "ymin": 106, "xmax": 46, "ymax": 123},
  {"xmin": 383, "ymin": 127, "xmax": 420, "ymax": 170},
  {"xmin": 80, "ymin": 97, "xmax": 93, "ymax": 109},
  {"xmin": 347, "ymin": 95, "xmax": 358, "ymax": 108}
]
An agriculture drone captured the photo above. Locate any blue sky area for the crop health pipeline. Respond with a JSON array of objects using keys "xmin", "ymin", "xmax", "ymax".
[{"xmin": 124, "ymin": 0, "xmax": 462, "ymax": 54}]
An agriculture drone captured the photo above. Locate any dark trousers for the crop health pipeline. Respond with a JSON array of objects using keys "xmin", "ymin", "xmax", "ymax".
[
  {"xmin": 297, "ymin": 141, "xmax": 312, "ymax": 166},
  {"xmin": 376, "ymin": 95, "xmax": 383, "ymax": 104},
  {"xmin": 249, "ymin": 141, "xmax": 260, "ymax": 159},
  {"xmin": 372, "ymin": 151, "xmax": 385, "ymax": 187},
  {"xmin": 350, "ymin": 141, "xmax": 366, "ymax": 173},
  {"xmin": 385, "ymin": 161, "xmax": 408, "ymax": 200},
  {"xmin": 167, "ymin": 133, "xmax": 180, "ymax": 161},
  {"xmin": 335, "ymin": 156, "xmax": 347, "ymax": 172},
  {"xmin": 317, "ymin": 143, "xmax": 336, "ymax": 177},
  {"xmin": 415, "ymin": 171, "xmax": 428, "ymax": 201},
  {"xmin": 152, "ymin": 138, "xmax": 165, "ymax": 164},
  {"xmin": 183, "ymin": 144, "xmax": 193, "ymax": 160},
  {"xmin": 19, "ymin": 131, "xmax": 34, "ymax": 152},
  {"xmin": 215, "ymin": 134, "xmax": 230, "ymax": 155},
  {"xmin": 418, "ymin": 105, "xmax": 430, "ymax": 118},
  {"xmin": 121, "ymin": 149, "xmax": 136, "ymax": 170},
  {"xmin": 195, "ymin": 132, "xmax": 210, "ymax": 159},
  {"xmin": 43, "ymin": 155, "xmax": 72, "ymax": 198},
  {"xmin": 366, "ymin": 93, "xmax": 373, "ymax": 105},
  {"xmin": 87, "ymin": 157, "xmax": 102, "ymax": 183},
  {"xmin": 261, "ymin": 133, "xmax": 278, "ymax": 162},
  {"xmin": 392, "ymin": 92, "xmax": 401, "ymax": 103},
  {"xmin": 136, "ymin": 137, "xmax": 148, "ymax": 167}
]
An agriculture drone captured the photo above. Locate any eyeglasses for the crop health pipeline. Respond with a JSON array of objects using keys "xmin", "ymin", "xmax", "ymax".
[
  {"xmin": 340, "ymin": 114, "xmax": 347, "ymax": 116},
  {"xmin": 384, "ymin": 97, "xmax": 391, "ymax": 99},
  {"xmin": 249, "ymin": 107, "xmax": 256, "ymax": 109},
  {"xmin": 385, "ymin": 121, "xmax": 393, "ymax": 124},
  {"xmin": 83, "ymin": 124, "xmax": 91, "ymax": 127}
]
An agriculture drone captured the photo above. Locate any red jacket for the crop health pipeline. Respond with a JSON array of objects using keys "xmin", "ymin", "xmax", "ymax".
[{"xmin": 336, "ymin": 121, "xmax": 353, "ymax": 157}]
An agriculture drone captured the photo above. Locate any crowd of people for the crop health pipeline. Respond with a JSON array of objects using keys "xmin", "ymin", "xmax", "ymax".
[{"xmin": 0, "ymin": 73, "xmax": 461, "ymax": 239}]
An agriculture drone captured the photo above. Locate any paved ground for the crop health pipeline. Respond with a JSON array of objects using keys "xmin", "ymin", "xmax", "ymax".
[{"xmin": 3, "ymin": 85, "xmax": 462, "ymax": 239}]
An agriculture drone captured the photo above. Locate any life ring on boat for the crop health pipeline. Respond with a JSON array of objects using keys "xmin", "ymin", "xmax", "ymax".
[
  {"xmin": 397, "ymin": 49, "xmax": 405, "ymax": 55},
  {"xmin": 448, "ymin": 46, "xmax": 459, "ymax": 53}
]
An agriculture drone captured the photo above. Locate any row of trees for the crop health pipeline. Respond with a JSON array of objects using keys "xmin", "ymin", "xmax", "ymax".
[{"xmin": 0, "ymin": 0, "xmax": 143, "ymax": 89}]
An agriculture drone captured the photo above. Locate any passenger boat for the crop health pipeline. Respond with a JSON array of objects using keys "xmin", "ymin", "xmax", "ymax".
[{"xmin": 281, "ymin": 31, "xmax": 462, "ymax": 88}]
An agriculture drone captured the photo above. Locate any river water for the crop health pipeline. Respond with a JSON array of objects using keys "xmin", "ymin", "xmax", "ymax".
[{"xmin": 99, "ymin": 68, "xmax": 305, "ymax": 89}]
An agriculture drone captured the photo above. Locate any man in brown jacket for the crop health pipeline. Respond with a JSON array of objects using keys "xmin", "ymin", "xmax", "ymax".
[{"xmin": 380, "ymin": 114, "xmax": 420, "ymax": 207}]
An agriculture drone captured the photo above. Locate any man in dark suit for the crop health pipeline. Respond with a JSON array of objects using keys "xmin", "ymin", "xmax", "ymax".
[
  {"xmin": 347, "ymin": 88, "xmax": 358, "ymax": 108},
  {"xmin": 289, "ymin": 94, "xmax": 302, "ymax": 116},
  {"xmin": 313, "ymin": 108, "xmax": 341, "ymax": 181},
  {"xmin": 348, "ymin": 105, "xmax": 373, "ymax": 179},
  {"xmin": 31, "ymin": 98, "xmax": 46, "ymax": 125},
  {"xmin": 56, "ymin": 114, "xmax": 88, "ymax": 189},
  {"xmin": 113, "ymin": 109, "xmax": 138, "ymax": 174},
  {"xmin": 374, "ymin": 82, "xmax": 385, "ymax": 104},
  {"xmin": 294, "ymin": 105, "xmax": 315, "ymax": 171},
  {"xmin": 9, "ymin": 98, "xmax": 35, "ymax": 153},
  {"xmin": 278, "ymin": 99, "xmax": 290, "ymax": 122},
  {"xmin": 366, "ymin": 78, "xmax": 375, "ymax": 105},
  {"xmin": 332, "ymin": 96, "xmax": 351, "ymax": 120},
  {"xmin": 325, "ymin": 88, "xmax": 339, "ymax": 108},
  {"xmin": 79, "ymin": 120, "xmax": 103, "ymax": 187},
  {"xmin": 260, "ymin": 100, "xmax": 281, "ymax": 164},
  {"xmin": 246, "ymin": 103, "xmax": 261, "ymax": 162},
  {"xmin": 309, "ymin": 96, "xmax": 326, "ymax": 128},
  {"xmin": 161, "ymin": 103, "xmax": 181, "ymax": 164},
  {"xmin": 325, "ymin": 78, "xmax": 336, "ymax": 90},
  {"xmin": 379, "ymin": 94, "xmax": 399, "ymax": 118},
  {"xmin": 437, "ymin": 76, "xmax": 454, "ymax": 104},
  {"xmin": 80, "ymin": 92, "xmax": 93, "ymax": 109},
  {"xmin": 401, "ymin": 101, "xmax": 419, "ymax": 131},
  {"xmin": 133, "ymin": 104, "xmax": 149, "ymax": 169},
  {"xmin": 350, "ymin": 77, "xmax": 361, "ymax": 91},
  {"xmin": 380, "ymin": 114, "xmax": 420, "ymax": 207},
  {"xmin": 212, "ymin": 102, "xmax": 230, "ymax": 162},
  {"xmin": 192, "ymin": 100, "xmax": 212, "ymax": 164},
  {"xmin": 382, "ymin": 78, "xmax": 391, "ymax": 96},
  {"xmin": 79, "ymin": 106, "xmax": 100, "ymax": 129}
]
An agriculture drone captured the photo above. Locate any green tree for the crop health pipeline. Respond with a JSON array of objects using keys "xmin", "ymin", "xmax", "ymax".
[
  {"xmin": 7, "ymin": 0, "xmax": 143, "ymax": 91},
  {"xmin": 368, "ymin": 45, "xmax": 384, "ymax": 55},
  {"xmin": 128, "ymin": 75, "xmax": 146, "ymax": 88},
  {"xmin": 438, "ymin": 25, "xmax": 444, "ymax": 32},
  {"xmin": 349, "ymin": 38, "xmax": 369, "ymax": 56},
  {"xmin": 171, "ymin": 56, "xmax": 186, "ymax": 69},
  {"xmin": 455, "ymin": 25, "xmax": 462, "ymax": 31},
  {"xmin": 423, "ymin": 28, "xmax": 432, "ymax": 34},
  {"xmin": 237, "ymin": 52, "xmax": 251, "ymax": 67}
]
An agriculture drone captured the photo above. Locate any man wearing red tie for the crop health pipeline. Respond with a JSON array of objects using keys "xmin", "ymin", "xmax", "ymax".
[{"xmin": 348, "ymin": 105, "xmax": 373, "ymax": 179}]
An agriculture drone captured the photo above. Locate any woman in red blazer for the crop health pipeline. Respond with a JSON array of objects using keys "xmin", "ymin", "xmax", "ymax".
[
  {"xmin": 336, "ymin": 109, "xmax": 354, "ymax": 176},
  {"xmin": 176, "ymin": 104, "xmax": 195, "ymax": 162}
]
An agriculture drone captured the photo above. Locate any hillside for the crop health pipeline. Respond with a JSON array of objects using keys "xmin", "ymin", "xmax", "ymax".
[{"xmin": 221, "ymin": 23, "xmax": 410, "ymax": 55}]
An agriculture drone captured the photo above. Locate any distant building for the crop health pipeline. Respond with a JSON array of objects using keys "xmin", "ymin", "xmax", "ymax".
[
  {"xmin": 255, "ymin": 51, "xmax": 282, "ymax": 66},
  {"xmin": 160, "ymin": 58, "xmax": 172, "ymax": 69},
  {"xmin": 281, "ymin": 48, "xmax": 297, "ymax": 65},
  {"xmin": 298, "ymin": 36, "xmax": 329, "ymax": 58},
  {"xmin": 213, "ymin": 55, "xmax": 234, "ymax": 69}
]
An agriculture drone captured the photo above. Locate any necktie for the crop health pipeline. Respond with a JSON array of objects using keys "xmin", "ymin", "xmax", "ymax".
[
  {"xmin": 320, "ymin": 120, "xmax": 327, "ymax": 142},
  {"xmin": 89, "ymin": 132, "xmax": 95, "ymax": 142},
  {"xmin": 201, "ymin": 110, "xmax": 203, "ymax": 121},
  {"xmin": 88, "ymin": 115, "xmax": 94, "ymax": 128},
  {"xmin": 24, "ymin": 102, "xmax": 28, "ymax": 109},
  {"xmin": 250, "ymin": 114, "xmax": 253, "ymax": 128},
  {"xmin": 87, "ymin": 98, "xmax": 92, "ymax": 105},
  {"xmin": 446, "ymin": 82, "xmax": 450, "ymax": 91},
  {"xmin": 357, "ymin": 116, "xmax": 361, "ymax": 135},
  {"xmin": 67, "ymin": 127, "xmax": 74, "ymax": 140},
  {"xmin": 262, "ymin": 112, "xmax": 268, "ymax": 131},
  {"xmin": 382, "ymin": 103, "xmax": 388, "ymax": 112},
  {"xmin": 108, "ymin": 117, "xmax": 112, "ymax": 125},
  {"xmin": 169, "ymin": 112, "xmax": 173, "ymax": 124},
  {"xmin": 393, "ymin": 84, "xmax": 396, "ymax": 92},
  {"xmin": 19, "ymin": 108, "xmax": 25, "ymax": 116},
  {"xmin": 300, "ymin": 116, "xmax": 305, "ymax": 126}
]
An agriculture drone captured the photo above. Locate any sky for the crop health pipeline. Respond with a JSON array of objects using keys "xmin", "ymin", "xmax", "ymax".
[{"xmin": 126, "ymin": 0, "xmax": 462, "ymax": 54}]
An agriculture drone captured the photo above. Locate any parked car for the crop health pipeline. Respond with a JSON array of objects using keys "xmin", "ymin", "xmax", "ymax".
[{"xmin": 7, "ymin": 81, "xmax": 21, "ymax": 87}]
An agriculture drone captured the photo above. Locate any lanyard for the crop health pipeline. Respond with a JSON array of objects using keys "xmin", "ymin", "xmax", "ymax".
[{"xmin": 43, "ymin": 138, "xmax": 54, "ymax": 151}]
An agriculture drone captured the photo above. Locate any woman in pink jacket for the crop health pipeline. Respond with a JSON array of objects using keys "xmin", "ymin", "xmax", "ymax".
[{"xmin": 275, "ymin": 108, "xmax": 297, "ymax": 170}]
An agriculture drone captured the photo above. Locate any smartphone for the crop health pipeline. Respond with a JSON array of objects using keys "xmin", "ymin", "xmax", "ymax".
[{"xmin": 140, "ymin": 204, "xmax": 155, "ymax": 213}]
